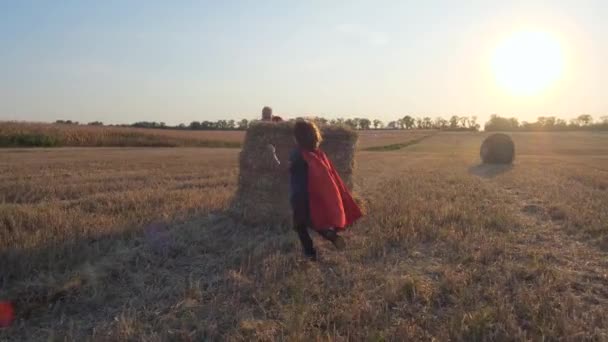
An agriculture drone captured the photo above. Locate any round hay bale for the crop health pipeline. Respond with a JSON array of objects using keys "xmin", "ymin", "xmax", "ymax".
[
  {"xmin": 231, "ymin": 121, "xmax": 358, "ymax": 226},
  {"xmin": 480, "ymin": 133, "xmax": 515, "ymax": 164}
]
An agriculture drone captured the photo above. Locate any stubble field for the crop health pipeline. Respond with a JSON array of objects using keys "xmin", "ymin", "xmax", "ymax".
[{"xmin": 1, "ymin": 130, "xmax": 608, "ymax": 341}]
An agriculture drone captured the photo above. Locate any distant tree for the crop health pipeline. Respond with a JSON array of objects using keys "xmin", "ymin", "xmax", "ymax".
[
  {"xmin": 502, "ymin": 115, "xmax": 608, "ymax": 131},
  {"xmin": 132, "ymin": 121, "xmax": 165, "ymax": 128},
  {"xmin": 215, "ymin": 120, "xmax": 227, "ymax": 130},
  {"xmin": 359, "ymin": 118, "xmax": 372, "ymax": 130},
  {"xmin": 402, "ymin": 115, "xmax": 415, "ymax": 130},
  {"xmin": 315, "ymin": 117, "xmax": 329, "ymax": 126},
  {"xmin": 397, "ymin": 118, "xmax": 405, "ymax": 129},
  {"xmin": 569, "ymin": 118, "xmax": 581, "ymax": 128},
  {"xmin": 434, "ymin": 117, "xmax": 448, "ymax": 129},
  {"xmin": 458, "ymin": 116, "xmax": 469, "ymax": 128},
  {"xmin": 485, "ymin": 114, "xmax": 519, "ymax": 131},
  {"xmin": 387, "ymin": 121, "xmax": 398, "ymax": 129},
  {"xmin": 600, "ymin": 116, "xmax": 608, "ymax": 124},
  {"xmin": 344, "ymin": 119, "xmax": 357, "ymax": 129},
  {"xmin": 139, "ymin": 122, "xmax": 152, "ymax": 128},
  {"xmin": 544, "ymin": 116, "xmax": 556, "ymax": 128},
  {"xmin": 449, "ymin": 115, "xmax": 459, "ymax": 129},
  {"xmin": 178, "ymin": 123, "xmax": 186, "ymax": 129},
  {"xmin": 422, "ymin": 117, "xmax": 432, "ymax": 129},
  {"xmin": 227, "ymin": 120, "xmax": 236, "ymax": 130},
  {"xmin": 238, "ymin": 119, "xmax": 249, "ymax": 130},
  {"xmin": 56, "ymin": 119, "xmax": 79, "ymax": 125},
  {"xmin": 416, "ymin": 118, "xmax": 424, "ymax": 129},
  {"xmin": 190, "ymin": 121, "xmax": 202, "ymax": 130},
  {"xmin": 87, "ymin": 121, "xmax": 104, "ymax": 126},
  {"xmin": 577, "ymin": 114, "xmax": 593, "ymax": 126},
  {"xmin": 373, "ymin": 119, "xmax": 383, "ymax": 129},
  {"xmin": 469, "ymin": 116, "xmax": 480, "ymax": 131},
  {"xmin": 532, "ymin": 116, "xmax": 555, "ymax": 130}
]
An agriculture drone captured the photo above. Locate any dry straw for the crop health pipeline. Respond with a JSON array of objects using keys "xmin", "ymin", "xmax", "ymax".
[
  {"xmin": 231, "ymin": 121, "xmax": 358, "ymax": 226},
  {"xmin": 480, "ymin": 133, "xmax": 515, "ymax": 164}
]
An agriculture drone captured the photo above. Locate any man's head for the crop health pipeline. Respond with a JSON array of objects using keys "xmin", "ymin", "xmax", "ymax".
[
  {"xmin": 294, "ymin": 120, "xmax": 322, "ymax": 151},
  {"xmin": 262, "ymin": 106, "xmax": 273, "ymax": 121}
]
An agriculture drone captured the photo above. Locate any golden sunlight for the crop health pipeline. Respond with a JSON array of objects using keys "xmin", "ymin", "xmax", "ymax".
[{"xmin": 491, "ymin": 30, "xmax": 565, "ymax": 96}]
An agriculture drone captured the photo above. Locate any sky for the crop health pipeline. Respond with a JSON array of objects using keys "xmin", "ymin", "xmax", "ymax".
[{"xmin": 1, "ymin": 0, "xmax": 607, "ymax": 125}]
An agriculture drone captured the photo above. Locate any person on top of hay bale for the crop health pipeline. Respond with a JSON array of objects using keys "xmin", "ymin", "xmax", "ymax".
[
  {"xmin": 290, "ymin": 120, "xmax": 362, "ymax": 260},
  {"xmin": 261, "ymin": 106, "xmax": 284, "ymax": 167},
  {"xmin": 261, "ymin": 106, "xmax": 283, "ymax": 123},
  {"xmin": 261, "ymin": 106, "xmax": 273, "ymax": 121}
]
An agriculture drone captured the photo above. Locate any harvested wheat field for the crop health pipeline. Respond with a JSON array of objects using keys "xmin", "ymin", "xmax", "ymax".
[
  {"xmin": 1, "ymin": 131, "xmax": 608, "ymax": 340},
  {"xmin": 357, "ymin": 130, "xmax": 435, "ymax": 150}
]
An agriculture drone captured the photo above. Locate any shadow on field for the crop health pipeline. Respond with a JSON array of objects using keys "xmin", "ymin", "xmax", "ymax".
[
  {"xmin": 468, "ymin": 163, "xmax": 513, "ymax": 178},
  {"xmin": 1, "ymin": 210, "xmax": 300, "ymax": 340},
  {"xmin": 0, "ymin": 224, "xmax": 148, "ymax": 320}
]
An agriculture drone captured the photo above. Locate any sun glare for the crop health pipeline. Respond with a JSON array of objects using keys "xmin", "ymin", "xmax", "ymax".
[{"xmin": 491, "ymin": 30, "xmax": 565, "ymax": 96}]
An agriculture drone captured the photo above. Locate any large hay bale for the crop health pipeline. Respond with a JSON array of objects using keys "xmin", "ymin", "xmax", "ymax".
[
  {"xmin": 232, "ymin": 121, "xmax": 358, "ymax": 226},
  {"xmin": 480, "ymin": 133, "xmax": 515, "ymax": 164}
]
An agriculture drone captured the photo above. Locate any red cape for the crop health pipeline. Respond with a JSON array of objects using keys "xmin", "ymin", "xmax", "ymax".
[
  {"xmin": 0, "ymin": 301, "xmax": 14, "ymax": 328},
  {"xmin": 300, "ymin": 149, "xmax": 362, "ymax": 231}
]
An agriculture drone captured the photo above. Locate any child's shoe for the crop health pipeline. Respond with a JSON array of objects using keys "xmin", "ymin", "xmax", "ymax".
[
  {"xmin": 321, "ymin": 229, "xmax": 346, "ymax": 250},
  {"xmin": 304, "ymin": 252, "xmax": 317, "ymax": 262},
  {"xmin": 303, "ymin": 249, "xmax": 318, "ymax": 261},
  {"xmin": 332, "ymin": 235, "xmax": 346, "ymax": 250}
]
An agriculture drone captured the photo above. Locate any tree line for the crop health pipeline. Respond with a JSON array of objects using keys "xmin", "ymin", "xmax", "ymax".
[
  {"xmin": 484, "ymin": 114, "xmax": 608, "ymax": 131},
  {"xmin": 54, "ymin": 113, "xmax": 608, "ymax": 132},
  {"xmin": 55, "ymin": 115, "xmax": 481, "ymax": 131}
]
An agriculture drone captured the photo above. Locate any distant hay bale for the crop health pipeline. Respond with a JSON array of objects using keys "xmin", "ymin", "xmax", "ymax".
[
  {"xmin": 480, "ymin": 133, "xmax": 515, "ymax": 164},
  {"xmin": 231, "ymin": 121, "xmax": 358, "ymax": 226}
]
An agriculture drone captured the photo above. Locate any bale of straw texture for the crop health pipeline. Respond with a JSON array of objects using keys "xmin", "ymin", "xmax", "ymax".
[
  {"xmin": 232, "ymin": 121, "xmax": 358, "ymax": 226},
  {"xmin": 480, "ymin": 133, "xmax": 515, "ymax": 164}
]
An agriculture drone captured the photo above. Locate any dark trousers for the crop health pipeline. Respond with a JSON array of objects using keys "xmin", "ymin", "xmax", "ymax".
[
  {"xmin": 293, "ymin": 222, "xmax": 338, "ymax": 256},
  {"xmin": 292, "ymin": 195, "xmax": 337, "ymax": 255},
  {"xmin": 294, "ymin": 222, "xmax": 316, "ymax": 256},
  {"xmin": 292, "ymin": 196, "xmax": 315, "ymax": 255}
]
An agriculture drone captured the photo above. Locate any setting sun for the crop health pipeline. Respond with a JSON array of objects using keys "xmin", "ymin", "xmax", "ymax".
[{"xmin": 491, "ymin": 30, "xmax": 565, "ymax": 96}]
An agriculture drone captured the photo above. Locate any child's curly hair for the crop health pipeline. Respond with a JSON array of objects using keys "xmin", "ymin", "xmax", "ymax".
[{"xmin": 294, "ymin": 120, "xmax": 322, "ymax": 151}]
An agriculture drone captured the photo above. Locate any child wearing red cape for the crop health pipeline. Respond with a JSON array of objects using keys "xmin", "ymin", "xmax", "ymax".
[{"xmin": 289, "ymin": 120, "xmax": 362, "ymax": 260}]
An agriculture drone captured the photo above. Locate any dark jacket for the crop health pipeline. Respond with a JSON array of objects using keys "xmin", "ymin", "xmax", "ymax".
[{"xmin": 289, "ymin": 148, "xmax": 309, "ymax": 225}]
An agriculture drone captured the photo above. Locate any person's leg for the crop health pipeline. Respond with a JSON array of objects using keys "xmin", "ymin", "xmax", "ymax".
[
  {"xmin": 293, "ymin": 222, "xmax": 316, "ymax": 259},
  {"xmin": 291, "ymin": 196, "xmax": 316, "ymax": 259},
  {"xmin": 317, "ymin": 228, "xmax": 346, "ymax": 250}
]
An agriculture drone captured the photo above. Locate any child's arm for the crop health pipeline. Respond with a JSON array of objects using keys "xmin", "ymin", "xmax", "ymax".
[
  {"xmin": 267, "ymin": 144, "xmax": 291, "ymax": 172},
  {"xmin": 267, "ymin": 144, "xmax": 281, "ymax": 166}
]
